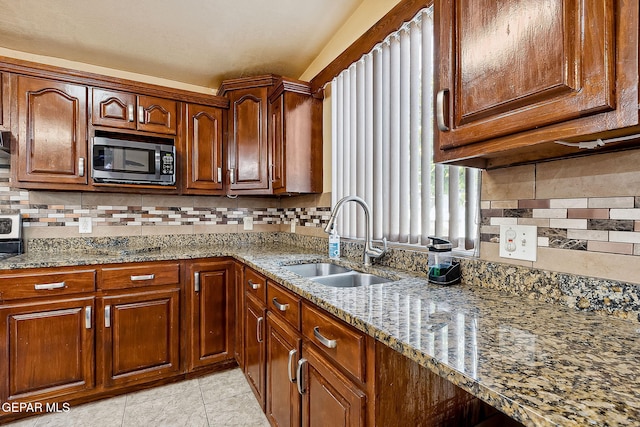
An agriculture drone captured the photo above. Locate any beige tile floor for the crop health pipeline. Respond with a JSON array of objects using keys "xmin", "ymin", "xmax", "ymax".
[{"xmin": 3, "ymin": 368, "xmax": 270, "ymax": 427}]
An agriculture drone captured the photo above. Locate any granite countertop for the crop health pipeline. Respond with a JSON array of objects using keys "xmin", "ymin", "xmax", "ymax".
[{"xmin": 2, "ymin": 243, "xmax": 639, "ymax": 426}]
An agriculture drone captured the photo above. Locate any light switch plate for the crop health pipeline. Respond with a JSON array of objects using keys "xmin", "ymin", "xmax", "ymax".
[
  {"xmin": 79, "ymin": 217, "xmax": 92, "ymax": 234},
  {"xmin": 499, "ymin": 224, "xmax": 537, "ymax": 262},
  {"xmin": 243, "ymin": 217, "xmax": 254, "ymax": 230}
]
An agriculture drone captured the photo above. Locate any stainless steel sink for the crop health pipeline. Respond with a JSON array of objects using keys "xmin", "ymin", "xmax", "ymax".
[
  {"xmin": 283, "ymin": 262, "xmax": 352, "ymax": 278},
  {"xmin": 312, "ymin": 271, "xmax": 392, "ymax": 288}
]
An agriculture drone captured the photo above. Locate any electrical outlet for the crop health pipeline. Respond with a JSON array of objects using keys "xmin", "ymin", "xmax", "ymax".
[
  {"xmin": 243, "ymin": 217, "xmax": 254, "ymax": 231},
  {"xmin": 290, "ymin": 219, "xmax": 296, "ymax": 233},
  {"xmin": 499, "ymin": 225, "xmax": 537, "ymax": 261},
  {"xmin": 79, "ymin": 217, "xmax": 92, "ymax": 234}
]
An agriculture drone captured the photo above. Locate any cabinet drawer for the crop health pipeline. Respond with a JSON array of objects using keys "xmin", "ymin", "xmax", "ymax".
[
  {"xmin": 0, "ymin": 268, "xmax": 96, "ymax": 301},
  {"xmin": 99, "ymin": 262, "xmax": 180, "ymax": 290},
  {"xmin": 302, "ymin": 302, "xmax": 367, "ymax": 383},
  {"xmin": 267, "ymin": 281, "xmax": 300, "ymax": 330},
  {"xmin": 245, "ymin": 268, "xmax": 266, "ymax": 304}
]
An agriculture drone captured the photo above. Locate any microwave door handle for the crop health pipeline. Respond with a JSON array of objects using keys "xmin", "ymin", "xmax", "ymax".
[{"xmin": 155, "ymin": 147, "xmax": 162, "ymax": 179}]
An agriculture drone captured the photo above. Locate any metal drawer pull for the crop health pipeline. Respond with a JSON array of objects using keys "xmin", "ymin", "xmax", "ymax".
[
  {"xmin": 34, "ymin": 281, "xmax": 66, "ymax": 290},
  {"xmin": 131, "ymin": 274, "xmax": 155, "ymax": 281},
  {"xmin": 248, "ymin": 280, "xmax": 260, "ymax": 290},
  {"xmin": 296, "ymin": 358, "xmax": 307, "ymax": 395},
  {"xmin": 313, "ymin": 326, "xmax": 337, "ymax": 349},
  {"xmin": 105, "ymin": 305, "xmax": 111, "ymax": 328},
  {"xmin": 287, "ymin": 349, "xmax": 297, "ymax": 383},
  {"xmin": 85, "ymin": 306, "xmax": 92, "ymax": 329},
  {"xmin": 436, "ymin": 88, "xmax": 450, "ymax": 132},
  {"xmin": 194, "ymin": 272, "xmax": 200, "ymax": 292},
  {"xmin": 272, "ymin": 297, "xmax": 289, "ymax": 311},
  {"xmin": 257, "ymin": 316, "xmax": 264, "ymax": 343}
]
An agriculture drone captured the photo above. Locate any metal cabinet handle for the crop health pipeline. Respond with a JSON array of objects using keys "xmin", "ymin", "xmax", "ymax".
[
  {"xmin": 85, "ymin": 306, "xmax": 92, "ymax": 329},
  {"xmin": 313, "ymin": 326, "xmax": 337, "ymax": 349},
  {"xmin": 436, "ymin": 89, "xmax": 450, "ymax": 132},
  {"xmin": 272, "ymin": 297, "xmax": 289, "ymax": 312},
  {"xmin": 217, "ymin": 167, "xmax": 222, "ymax": 183},
  {"xmin": 248, "ymin": 280, "xmax": 260, "ymax": 290},
  {"xmin": 296, "ymin": 358, "xmax": 307, "ymax": 395},
  {"xmin": 104, "ymin": 305, "xmax": 111, "ymax": 328},
  {"xmin": 127, "ymin": 104, "xmax": 135, "ymax": 122},
  {"xmin": 270, "ymin": 164, "xmax": 275, "ymax": 183},
  {"xmin": 131, "ymin": 274, "xmax": 154, "ymax": 281},
  {"xmin": 229, "ymin": 168, "xmax": 236, "ymax": 184},
  {"xmin": 287, "ymin": 349, "xmax": 297, "ymax": 383},
  {"xmin": 78, "ymin": 158, "xmax": 85, "ymax": 177},
  {"xmin": 138, "ymin": 105, "xmax": 145, "ymax": 124},
  {"xmin": 34, "ymin": 281, "xmax": 66, "ymax": 290},
  {"xmin": 257, "ymin": 316, "xmax": 264, "ymax": 343},
  {"xmin": 194, "ymin": 272, "xmax": 200, "ymax": 292}
]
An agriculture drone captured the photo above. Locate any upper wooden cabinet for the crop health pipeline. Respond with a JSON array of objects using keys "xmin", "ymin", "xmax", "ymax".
[
  {"xmin": 92, "ymin": 88, "xmax": 177, "ymax": 135},
  {"xmin": 219, "ymin": 75, "xmax": 323, "ymax": 195},
  {"xmin": 268, "ymin": 78, "xmax": 322, "ymax": 194},
  {"xmin": 182, "ymin": 103, "xmax": 225, "ymax": 194},
  {"xmin": 434, "ymin": 0, "xmax": 640, "ymax": 168},
  {"xmin": 0, "ymin": 72, "xmax": 8, "ymax": 131},
  {"xmin": 15, "ymin": 75, "xmax": 88, "ymax": 186}
]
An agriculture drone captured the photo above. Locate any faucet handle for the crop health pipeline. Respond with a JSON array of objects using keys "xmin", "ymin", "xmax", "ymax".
[{"xmin": 369, "ymin": 238, "xmax": 388, "ymax": 259}]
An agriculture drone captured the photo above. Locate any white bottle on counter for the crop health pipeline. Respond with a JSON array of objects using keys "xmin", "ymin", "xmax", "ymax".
[{"xmin": 329, "ymin": 230, "xmax": 340, "ymax": 259}]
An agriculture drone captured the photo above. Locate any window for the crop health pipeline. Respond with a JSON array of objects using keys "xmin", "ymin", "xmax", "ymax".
[{"xmin": 330, "ymin": 6, "xmax": 480, "ymax": 251}]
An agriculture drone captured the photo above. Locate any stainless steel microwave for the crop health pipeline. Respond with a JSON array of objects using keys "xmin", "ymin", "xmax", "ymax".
[{"xmin": 91, "ymin": 136, "xmax": 175, "ymax": 186}]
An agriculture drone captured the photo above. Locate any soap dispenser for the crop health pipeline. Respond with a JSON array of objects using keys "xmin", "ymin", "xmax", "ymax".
[
  {"xmin": 329, "ymin": 229, "xmax": 340, "ymax": 259},
  {"xmin": 427, "ymin": 236, "xmax": 461, "ymax": 285}
]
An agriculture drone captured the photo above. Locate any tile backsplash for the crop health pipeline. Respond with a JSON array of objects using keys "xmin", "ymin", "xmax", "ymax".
[{"xmin": 480, "ymin": 149, "xmax": 640, "ymax": 285}]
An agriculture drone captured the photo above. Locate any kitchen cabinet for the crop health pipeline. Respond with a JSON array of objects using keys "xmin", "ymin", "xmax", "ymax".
[
  {"xmin": 435, "ymin": 0, "xmax": 640, "ymax": 168},
  {"xmin": 97, "ymin": 261, "xmax": 181, "ymax": 389},
  {"xmin": 92, "ymin": 88, "xmax": 177, "ymax": 135},
  {"xmin": 220, "ymin": 76, "xmax": 275, "ymax": 194},
  {"xmin": 219, "ymin": 75, "xmax": 322, "ymax": 195},
  {"xmin": 182, "ymin": 103, "xmax": 225, "ymax": 194},
  {"xmin": 265, "ymin": 281, "xmax": 302, "ymax": 427},
  {"xmin": 234, "ymin": 262, "xmax": 245, "ymax": 369},
  {"xmin": 0, "ymin": 267, "xmax": 97, "ymax": 406},
  {"xmin": 268, "ymin": 78, "xmax": 322, "ymax": 194},
  {"xmin": 243, "ymin": 267, "xmax": 268, "ymax": 409},
  {"xmin": 0, "ymin": 72, "xmax": 8, "ymax": 131},
  {"xmin": 186, "ymin": 259, "xmax": 234, "ymax": 371},
  {"xmin": 15, "ymin": 75, "xmax": 88, "ymax": 187}
]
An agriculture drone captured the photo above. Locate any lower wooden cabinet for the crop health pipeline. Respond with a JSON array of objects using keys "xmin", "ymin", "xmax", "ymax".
[
  {"xmin": 299, "ymin": 342, "xmax": 366, "ymax": 427},
  {"xmin": 186, "ymin": 259, "xmax": 235, "ymax": 370},
  {"xmin": 97, "ymin": 287, "xmax": 180, "ymax": 389},
  {"xmin": 266, "ymin": 311, "xmax": 301, "ymax": 427},
  {"xmin": 234, "ymin": 262, "xmax": 245, "ymax": 369},
  {"xmin": 0, "ymin": 297, "xmax": 95, "ymax": 404},
  {"xmin": 244, "ymin": 292, "xmax": 266, "ymax": 409}
]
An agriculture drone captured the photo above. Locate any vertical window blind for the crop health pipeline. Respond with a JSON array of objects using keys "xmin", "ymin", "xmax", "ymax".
[{"xmin": 330, "ymin": 7, "xmax": 480, "ymax": 250}]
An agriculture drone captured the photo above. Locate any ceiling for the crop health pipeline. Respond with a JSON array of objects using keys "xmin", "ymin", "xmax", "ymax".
[{"xmin": 0, "ymin": 0, "xmax": 363, "ymax": 90}]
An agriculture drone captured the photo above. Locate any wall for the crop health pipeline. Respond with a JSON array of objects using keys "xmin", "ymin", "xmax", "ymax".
[{"xmin": 481, "ymin": 150, "xmax": 640, "ymax": 285}]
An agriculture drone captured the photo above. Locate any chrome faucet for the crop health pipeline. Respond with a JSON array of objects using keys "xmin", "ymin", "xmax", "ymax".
[{"xmin": 324, "ymin": 196, "xmax": 387, "ymax": 266}]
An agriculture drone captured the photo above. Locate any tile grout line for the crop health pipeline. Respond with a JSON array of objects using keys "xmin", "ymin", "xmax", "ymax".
[{"xmin": 197, "ymin": 377, "xmax": 212, "ymax": 427}]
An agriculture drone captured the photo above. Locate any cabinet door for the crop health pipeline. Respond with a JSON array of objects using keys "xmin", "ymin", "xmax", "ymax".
[
  {"xmin": 300, "ymin": 343, "xmax": 366, "ymax": 427},
  {"xmin": 137, "ymin": 95, "xmax": 177, "ymax": 135},
  {"xmin": 435, "ymin": 0, "xmax": 616, "ymax": 149},
  {"xmin": 269, "ymin": 94, "xmax": 284, "ymax": 192},
  {"xmin": 0, "ymin": 297, "xmax": 94, "ymax": 403},
  {"xmin": 16, "ymin": 76, "xmax": 88, "ymax": 185},
  {"xmin": 227, "ymin": 87, "xmax": 270, "ymax": 192},
  {"xmin": 187, "ymin": 259, "xmax": 234, "ymax": 370},
  {"xmin": 0, "ymin": 72, "xmax": 8, "ymax": 131},
  {"xmin": 91, "ymin": 88, "xmax": 137, "ymax": 130},
  {"xmin": 184, "ymin": 103, "xmax": 224, "ymax": 193},
  {"xmin": 99, "ymin": 288, "xmax": 180, "ymax": 388},
  {"xmin": 244, "ymin": 292, "xmax": 266, "ymax": 409},
  {"xmin": 266, "ymin": 311, "xmax": 301, "ymax": 427}
]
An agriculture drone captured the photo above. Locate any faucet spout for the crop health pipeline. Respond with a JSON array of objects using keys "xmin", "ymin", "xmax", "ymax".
[{"xmin": 324, "ymin": 196, "xmax": 387, "ymax": 266}]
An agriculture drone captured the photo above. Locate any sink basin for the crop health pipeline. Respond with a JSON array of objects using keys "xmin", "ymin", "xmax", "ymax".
[
  {"xmin": 283, "ymin": 262, "xmax": 352, "ymax": 278},
  {"xmin": 313, "ymin": 271, "xmax": 392, "ymax": 288}
]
